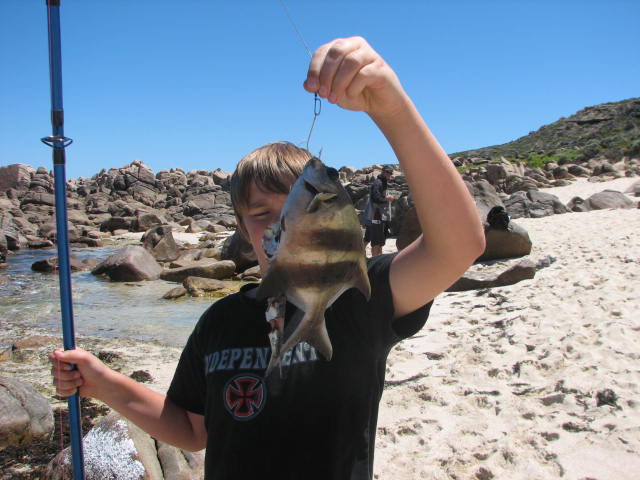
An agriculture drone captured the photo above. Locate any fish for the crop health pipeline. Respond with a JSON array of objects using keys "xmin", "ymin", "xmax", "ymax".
[{"xmin": 256, "ymin": 157, "xmax": 371, "ymax": 375}]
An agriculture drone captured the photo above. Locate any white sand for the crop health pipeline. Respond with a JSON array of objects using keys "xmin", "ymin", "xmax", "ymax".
[
  {"xmin": 110, "ymin": 230, "xmax": 205, "ymax": 245},
  {"xmin": 374, "ymin": 177, "xmax": 640, "ymax": 479}
]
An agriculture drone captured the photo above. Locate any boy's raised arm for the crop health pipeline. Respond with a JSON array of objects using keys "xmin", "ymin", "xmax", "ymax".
[
  {"xmin": 50, "ymin": 347, "xmax": 206, "ymax": 451},
  {"xmin": 305, "ymin": 37, "xmax": 486, "ymax": 317}
]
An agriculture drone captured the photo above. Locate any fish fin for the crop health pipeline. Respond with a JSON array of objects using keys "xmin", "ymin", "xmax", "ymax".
[
  {"xmin": 279, "ymin": 309, "xmax": 333, "ymax": 362},
  {"xmin": 304, "ymin": 317, "xmax": 333, "ymax": 361},
  {"xmin": 265, "ymin": 351, "xmax": 281, "ymax": 377},
  {"xmin": 353, "ymin": 257, "xmax": 372, "ymax": 301},
  {"xmin": 255, "ymin": 264, "xmax": 287, "ymax": 301},
  {"xmin": 306, "ymin": 192, "xmax": 337, "ymax": 213}
]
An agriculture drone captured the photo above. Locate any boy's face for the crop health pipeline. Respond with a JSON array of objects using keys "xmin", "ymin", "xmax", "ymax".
[{"xmin": 244, "ymin": 180, "xmax": 289, "ymax": 272}]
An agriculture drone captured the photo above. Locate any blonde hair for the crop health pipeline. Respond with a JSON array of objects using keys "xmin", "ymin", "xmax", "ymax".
[{"xmin": 231, "ymin": 141, "xmax": 311, "ymax": 239}]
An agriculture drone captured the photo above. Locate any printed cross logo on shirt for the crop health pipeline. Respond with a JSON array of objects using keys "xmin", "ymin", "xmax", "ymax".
[{"xmin": 223, "ymin": 374, "xmax": 267, "ymax": 421}]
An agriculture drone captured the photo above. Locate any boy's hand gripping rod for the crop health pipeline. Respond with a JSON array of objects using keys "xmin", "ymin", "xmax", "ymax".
[{"xmin": 41, "ymin": 1, "xmax": 85, "ymax": 478}]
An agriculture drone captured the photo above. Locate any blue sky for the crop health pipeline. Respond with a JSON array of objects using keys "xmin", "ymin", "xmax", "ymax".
[{"xmin": 1, "ymin": 1, "xmax": 638, "ymax": 180}]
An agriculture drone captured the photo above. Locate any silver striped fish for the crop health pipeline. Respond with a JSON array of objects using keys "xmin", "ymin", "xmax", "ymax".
[{"xmin": 256, "ymin": 157, "xmax": 371, "ymax": 375}]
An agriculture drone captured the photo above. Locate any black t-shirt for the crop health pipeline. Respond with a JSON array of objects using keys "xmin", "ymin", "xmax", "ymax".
[{"xmin": 167, "ymin": 253, "xmax": 432, "ymax": 480}]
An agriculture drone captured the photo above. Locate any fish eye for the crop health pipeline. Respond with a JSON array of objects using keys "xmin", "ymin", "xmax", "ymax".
[{"xmin": 326, "ymin": 167, "xmax": 339, "ymax": 181}]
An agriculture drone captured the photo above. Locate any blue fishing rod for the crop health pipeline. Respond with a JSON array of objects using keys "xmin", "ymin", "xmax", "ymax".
[{"xmin": 41, "ymin": 1, "xmax": 85, "ymax": 478}]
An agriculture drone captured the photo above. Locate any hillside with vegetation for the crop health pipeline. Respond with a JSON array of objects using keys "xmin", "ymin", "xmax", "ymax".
[{"xmin": 450, "ymin": 98, "xmax": 640, "ymax": 168}]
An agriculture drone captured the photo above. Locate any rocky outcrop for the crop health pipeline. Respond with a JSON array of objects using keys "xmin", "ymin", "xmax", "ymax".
[{"xmin": 1, "ymin": 98, "xmax": 638, "ymax": 256}]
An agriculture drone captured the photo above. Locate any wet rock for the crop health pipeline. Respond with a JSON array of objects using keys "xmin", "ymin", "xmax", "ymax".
[
  {"xmin": 92, "ymin": 245, "xmax": 163, "ymax": 281},
  {"xmin": 236, "ymin": 264, "xmax": 261, "ymax": 281},
  {"xmin": 183, "ymin": 276, "xmax": 227, "ymax": 296},
  {"xmin": 0, "ymin": 375, "xmax": 54, "ymax": 449},
  {"xmin": 163, "ymin": 286, "xmax": 188, "ymax": 299},
  {"xmin": 160, "ymin": 259, "xmax": 236, "ymax": 283},
  {"xmin": 31, "ymin": 255, "xmax": 96, "ymax": 273},
  {"xmin": 13, "ymin": 335, "xmax": 56, "ymax": 350}
]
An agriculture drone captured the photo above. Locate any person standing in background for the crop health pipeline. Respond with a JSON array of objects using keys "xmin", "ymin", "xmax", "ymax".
[{"xmin": 365, "ymin": 165, "xmax": 394, "ymax": 256}]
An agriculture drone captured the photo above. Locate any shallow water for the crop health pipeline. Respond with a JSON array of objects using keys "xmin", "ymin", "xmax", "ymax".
[{"xmin": 0, "ymin": 247, "xmax": 219, "ymax": 347}]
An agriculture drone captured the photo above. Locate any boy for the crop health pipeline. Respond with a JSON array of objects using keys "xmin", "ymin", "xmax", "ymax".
[{"xmin": 51, "ymin": 37, "xmax": 485, "ymax": 479}]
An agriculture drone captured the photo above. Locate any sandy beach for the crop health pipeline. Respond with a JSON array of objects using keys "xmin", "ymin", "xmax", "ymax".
[
  {"xmin": 2, "ymin": 176, "xmax": 639, "ymax": 479},
  {"xmin": 376, "ymin": 177, "xmax": 640, "ymax": 479}
]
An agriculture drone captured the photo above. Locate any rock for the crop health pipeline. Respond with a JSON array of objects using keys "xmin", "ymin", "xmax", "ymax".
[
  {"xmin": 504, "ymin": 174, "xmax": 540, "ymax": 194},
  {"xmin": 134, "ymin": 211, "xmax": 168, "ymax": 232},
  {"xmin": 567, "ymin": 196, "xmax": 590, "ymax": 212},
  {"xmin": 157, "ymin": 440, "xmax": 205, "ymax": 480},
  {"xmin": 596, "ymin": 389, "xmax": 618, "ymax": 407},
  {"xmin": 44, "ymin": 411, "xmax": 205, "ymax": 479},
  {"xmin": 141, "ymin": 225, "xmax": 180, "ymax": 262},
  {"xmin": 540, "ymin": 393, "xmax": 565, "ymax": 406},
  {"xmin": 584, "ymin": 190, "xmax": 635, "ymax": 210},
  {"xmin": 129, "ymin": 370, "xmax": 153, "ymax": 383},
  {"xmin": 477, "ymin": 221, "xmax": 532, "ymax": 262},
  {"xmin": 31, "ymin": 255, "xmax": 94, "ymax": 273},
  {"xmin": 396, "ymin": 206, "xmax": 420, "ymax": 251},
  {"xmin": 100, "ymin": 216, "xmax": 134, "ymax": 233},
  {"xmin": 567, "ymin": 164, "xmax": 591, "ymax": 177},
  {"xmin": 466, "ymin": 180, "xmax": 505, "ymax": 220},
  {"xmin": 447, "ymin": 258, "xmax": 536, "ymax": 292},
  {"xmin": 0, "ymin": 344, "xmax": 12, "ymax": 361},
  {"xmin": 0, "ymin": 164, "xmax": 35, "ymax": 192},
  {"xmin": 13, "ymin": 335, "xmax": 56, "ymax": 350},
  {"xmin": 92, "ymin": 245, "xmax": 163, "ymax": 281},
  {"xmin": 163, "ymin": 286, "xmax": 188, "ymax": 299},
  {"xmin": 160, "ymin": 259, "xmax": 236, "ymax": 283},
  {"xmin": 0, "ymin": 376, "xmax": 54, "ymax": 449},
  {"xmin": 183, "ymin": 276, "xmax": 227, "ymax": 296},
  {"xmin": 237, "ymin": 264, "xmax": 262, "ymax": 280},
  {"xmin": 625, "ymin": 180, "xmax": 640, "ymax": 197},
  {"xmin": 504, "ymin": 190, "xmax": 569, "ymax": 219},
  {"xmin": 0, "ymin": 211, "xmax": 21, "ymax": 252},
  {"xmin": 20, "ymin": 191, "xmax": 56, "ymax": 207},
  {"xmin": 220, "ymin": 230, "xmax": 257, "ymax": 272}
]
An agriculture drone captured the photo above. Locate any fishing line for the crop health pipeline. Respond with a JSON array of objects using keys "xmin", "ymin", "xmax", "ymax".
[{"xmin": 277, "ymin": 0, "xmax": 321, "ymax": 153}]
